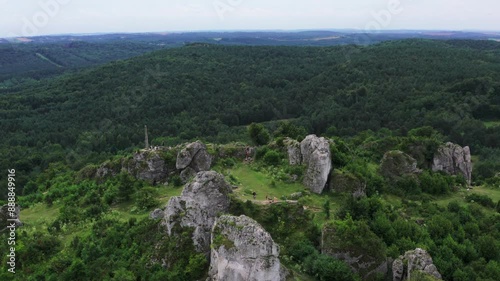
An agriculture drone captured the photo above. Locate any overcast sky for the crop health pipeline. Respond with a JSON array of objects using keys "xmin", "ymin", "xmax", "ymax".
[{"xmin": 1, "ymin": 0, "xmax": 499, "ymax": 37}]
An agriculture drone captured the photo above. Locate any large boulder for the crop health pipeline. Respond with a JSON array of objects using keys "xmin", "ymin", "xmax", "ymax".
[
  {"xmin": 380, "ymin": 150, "xmax": 421, "ymax": 182},
  {"xmin": 0, "ymin": 204, "xmax": 22, "ymax": 231},
  {"xmin": 329, "ymin": 170, "xmax": 366, "ymax": 198},
  {"xmin": 392, "ymin": 248, "xmax": 442, "ymax": 281},
  {"xmin": 284, "ymin": 138, "xmax": 302, "ymax": 165},
  {"xmin": 208, "ymin": 215, "xmax": 287, "ymax": 281},
  {"xmin": 322, "ymin": 220, "xmax": 388, "ymax": 280},
  {"xmin": 125, "ymin": 150, "xmax": 168, "ymax": 185},
  {"xmin": 176, "ymin": 141, "xmax": 212, "ymax": 171},
  {"xmin": 160, "ymin": 171, "xmax": 232, "ymax": 255},
  {"xmin": 432, "ymin": 142, "xmax": 472, "ymax": 185},
  {"xmin": 300, "ymin": 135, "xmax": 332, "ymax": 194}
]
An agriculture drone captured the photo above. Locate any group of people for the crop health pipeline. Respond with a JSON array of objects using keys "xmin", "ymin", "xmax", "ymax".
[{"xmin": 252, "ymin": 192, "xmax": 278, "ymax": 203}]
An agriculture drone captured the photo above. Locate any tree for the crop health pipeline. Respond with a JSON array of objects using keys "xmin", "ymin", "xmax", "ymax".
[{"xmin": 248, "ymin": 123, "xmax": 271, "ymax": 145}]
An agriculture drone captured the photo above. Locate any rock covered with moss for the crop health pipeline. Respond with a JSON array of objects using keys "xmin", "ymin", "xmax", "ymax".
[
  {"xmin": 160, "ymin": 171, "xmax": 232, "ymax": 255},
  {"xmin": 392, "ymin": 248, "xmax": 442, "ymax": 281},
  {"xmin": 321, "ymin": 219, "xmax": 388, "ymax": 280},
  {"xmin": 284, "ymin": 138, "xmax": 302, "ymax": 165},
  {"xmin": 380, "ymin": 150, "xmax": 421, "ymax": 182},
  {"xmin": 432, "ymin": 142, "xmax": 472, "ymax": 185},
  {"xmin": 329, "ymin": 170, "xmax": 366, "ymax": 198},
  {"xmin": 300, "ymin": 135, "xmax": 332, "ymax": 194},
  {"xmin": 208, "ymin": 215, "xmax": 287, "ymax": 281}
]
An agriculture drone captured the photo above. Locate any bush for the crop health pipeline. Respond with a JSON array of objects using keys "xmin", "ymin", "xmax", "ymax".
[
  {"xmin": 465, "ymin": 193, "xmax": 495, "ymax": 208},
  {"xmin": 135, "ymin": 187, "xmax": 160, "ymax": 210},
  {"xmin": 248, "ymin": 123, "xmax": 271, "ymax": 145},
  {"xmin": 263, "ymin": 150, "xmax": 282, "ymax": 166}
]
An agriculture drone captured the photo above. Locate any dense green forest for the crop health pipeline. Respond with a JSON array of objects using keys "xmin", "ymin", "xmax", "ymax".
[
  {"xmin": 0, "ymin": 39, "xmax": 499, "ymax": 280},
  {"xmin": 1, "ymin": 39, "xmax": 500, "ymax": 197},
  {"xmin": 0, "ymin": 41, "xmax": 171, "ymax": 87}
]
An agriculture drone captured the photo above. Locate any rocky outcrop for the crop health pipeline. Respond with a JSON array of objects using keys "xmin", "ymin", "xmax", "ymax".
[
  {"xmin": 300, "ymin": 135, "xmax": 332, "ymax": 194},
  {"xmin": 208, "ymin": 215, "xmax": 287, "ymax": 281},
  {"xmin": 0, "ymin": 204, "xmax": 22, "ymax": 230},
  {"xmin": 329, "ymin": 170, "xmax": 366, "ymax": 198},
  {"xmin": 125, "ymin": 150, "xmax": 168, "ymax": 185},
  {"xmin": 284, "ymin": 138, "xmax": 302, "ymax": 165},
  {"xmin": 322, "ymin": 221, "xmax": 388, "ymax": 280},
  {"xmin": 432, "ymin": 142, "xmax": 472, "ymax": 185},
  {"xmin": 392, "ymin": 248, "xmax": 442, "ymax": 281},
  {"xmin": 176, "ymin": 141, "xmax": 212, "ymax": 183},
  {"xmin": 160, "ymin": 171, "xmax": 232, "ymax": 255},
  {"xmin": 380, "ymin": 150, "xmax": 421, "ymax": 182},
  {"xmin": 95, "ymin": 150, "xmax": 169, "ymax": 185}
]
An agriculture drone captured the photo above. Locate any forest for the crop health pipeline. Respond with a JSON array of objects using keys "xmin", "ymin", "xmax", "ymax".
[{"xmin": 0, "ymin": 39, "xmax": 499, "ymax": 280}]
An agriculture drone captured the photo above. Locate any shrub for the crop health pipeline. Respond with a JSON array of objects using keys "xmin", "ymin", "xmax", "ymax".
[
  {"xmin": 465, "ymin": 194, "xmax": 495, "ymax": 208},
  {"xmin": 263, "ymin": 150, "xmax": 282, "ymax": 166}
]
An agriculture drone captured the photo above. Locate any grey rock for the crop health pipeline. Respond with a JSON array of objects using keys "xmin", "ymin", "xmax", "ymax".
[
  {"xmin": 300, "ymin": 135, "xmax": 332, "ymax": 194},
  {"xmin": 380, "ymin": 150, "xmax": 421, "ymax": 182},
  {"xmin": 162, "ymin": 171, "xmax": 232, "ymax": 255},
  {"xmin": 289, "ymin": 192, "xmax": 303, "ymax": 200},
  {"xmin": 208, "ymin": 215, "xmax": 287, "ymax": 281},
  {"xmin": 0, "ymin": 204, "xmax": 22, "ymax": 230},
  {"xmin": 180, "ymin": 166, "xmax": 196, "ymax": 184},
  {"xmin": 125, "ymin": 150, "xmax": 168, "ymax": 185},
  {"xmin": 392, "ymin": 248, "xmax": 442, "ymax": 281},
  {"xmin": 284, "ymin": 138, "xmax": 302, "ymax": 165},
  {"xmin": 95, "ymin": 161, "xmax": 121, "ymax": 178},
  {"xmin": 176, "ymin": 141, "xmax": 212, "ymax": 171},
  {"xmin": 150, "ymin": 208, "xmax": 164, "ymax": 220},
  {"xmin": 432, "ymin": 142, "xmax": 472, "ymax": 185}
]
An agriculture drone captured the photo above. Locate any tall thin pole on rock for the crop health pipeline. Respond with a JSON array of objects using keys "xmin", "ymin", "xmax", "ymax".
[{"xmin": 144, "ymin": 125, "xmax": 149, "ymax": 149}]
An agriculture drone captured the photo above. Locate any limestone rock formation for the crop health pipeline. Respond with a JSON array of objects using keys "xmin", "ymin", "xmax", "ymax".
[
  {"xmin": 125, "ymin": 150, "xmax": 168, "ymax": 185},
  {"xmin": 432, "ymin": 142, "xmax": 472, "ymax": 185},
  {"xmin": 0, "ymin": 204, "xmax": 22, "ymax": 230},
  {"xmin": 161, "ymin": 171, "xmax": 232, "ymax": 255},
  {"xmin": 300, "ymin": 135, "xmax": 332, "ymax": 194},
  {"xmin": 284, "ymin": 138, "xmax": 302, "ymax": 165},
  {"xmin": 380, "ymin": 150, "xmax": 421, "ymax": 182},
  {"xmin": 95, "ymin": 150, "xmax": 169, "ymax": 185},
  {"xmin": 208, "ymin": 215, "xmax": 287, "ymax": 281},
  {"xmin": 176, "ymin": 141, "xmax": 212, "ymax": 182},
  {"xmin": 392, "ymin": 248, "xmax": 442, "ymax": 281},
  {"xmin": 329, "ymin": 170, "xmax": 366, "ymax": 198}
]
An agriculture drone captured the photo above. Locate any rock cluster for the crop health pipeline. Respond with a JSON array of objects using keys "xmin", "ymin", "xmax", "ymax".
[
  {"xmin": 208, "ymin": 215, "xmax": 287, "ymax": 281},
  {"xmin": 380, "ymin": 150, "xmax": 421, "ymax": 182},
  {"xmin": 161, "ymin": 171, "xmax": 232, "ymax": 255},
  {"xmin": 300, "ymin": 135, "xmax": 332, "ymax": 194},
  {"xmin": 176, "ymin": 141, "xmax": 212, "ymax": 183},
  {"xmin": 95, "ymin": 149, "xmax": 169, "ymax": 185},
  {"xmin": 284, "ymin": 138, "xmax": 302, "ymax": 165},
  {"xmin": 392, "ymin": 248, "xmax": 442, "ymax": 281},
  {"xmin": 432, "ymin": 142, "xmax": 472, "ymax": 185}
]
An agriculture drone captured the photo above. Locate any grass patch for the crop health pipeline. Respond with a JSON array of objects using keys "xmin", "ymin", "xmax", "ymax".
[{"xmin": 483, "ymin": 120, "xmax": 500, "ymax": 128}]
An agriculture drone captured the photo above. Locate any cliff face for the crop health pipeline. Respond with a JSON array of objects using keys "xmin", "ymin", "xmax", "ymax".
[
  {"xmin": 176, "ymin": 141, "xmax": 212, "ymax": 183},
  {"xmin": 432, "ymin": 142, "xmax": 472, "ymax": 185},
  {"xmin": 208, "ymin": 215, "xmax": 287, "ymax": 281}
]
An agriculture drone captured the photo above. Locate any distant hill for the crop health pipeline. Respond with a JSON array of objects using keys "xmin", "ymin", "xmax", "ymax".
[{"xmin": 2, "ymin": 30, "xmax": 500, "ymax": 88}]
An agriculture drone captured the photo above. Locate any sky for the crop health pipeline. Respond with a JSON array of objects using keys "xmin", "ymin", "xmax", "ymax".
[{"xmin": 1, "ymin": 0, "xmax": 499, "ymax": 38}]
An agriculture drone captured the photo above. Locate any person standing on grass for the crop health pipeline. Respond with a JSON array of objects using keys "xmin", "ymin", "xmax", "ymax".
[{"xmin": 252, "ymin": 191, "xmax": 257, "ymax": 199}]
